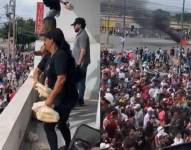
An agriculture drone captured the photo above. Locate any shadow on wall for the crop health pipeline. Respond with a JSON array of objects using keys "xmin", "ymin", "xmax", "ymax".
[
  {"xmin": 86, "ymin": 60, "xmax": 100, "ymax": 100},
  {"xmin": 70, "ymin": 0, "xmax": 100, "ymax": 43}
]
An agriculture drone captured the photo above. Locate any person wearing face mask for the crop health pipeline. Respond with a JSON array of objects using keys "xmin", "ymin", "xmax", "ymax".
[{"xmin": 71, "ymin": 17, "xmax": 90, "ymax": 106}]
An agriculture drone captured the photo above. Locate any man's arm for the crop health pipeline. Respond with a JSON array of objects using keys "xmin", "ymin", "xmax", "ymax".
[
  {"xmin": 34, "ymin": 45, "xmax": 46, "ymax": 56},
  {"xmin": 77, "ymin": 48, "xmax": 86, "ymax": 66},
  {"xmin": 78, "ymin": 33, "xmax": 88, "ymax": 66},
  {"xmin": 32, "ymin": 68, "xmax": 42, "ymax": 86}
]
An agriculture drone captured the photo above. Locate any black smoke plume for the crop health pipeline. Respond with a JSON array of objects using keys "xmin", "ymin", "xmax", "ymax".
[{"xmin": 101, "ymin": 0, "xmax": 182, "ymax": 43}]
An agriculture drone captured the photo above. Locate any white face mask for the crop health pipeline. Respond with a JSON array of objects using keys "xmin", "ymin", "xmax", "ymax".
[{"xmin": 116, "ymin": 68, "xmax": 120, "ymax": 73}]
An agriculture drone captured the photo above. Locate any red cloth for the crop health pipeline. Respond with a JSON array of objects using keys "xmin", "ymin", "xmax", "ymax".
[
  {"xmin": 142, "ymin": 85, "xmax": 150, "ymax": 100},
  {"xmin": 103, "ymin": 114, "xmax": 117, "ymax": 138},
  {"xmin": 9, "ymin": 92, "xmax": 16, "ymax": 101},
  {"xmin": 128, "ymin": 52, "xmax": 134, "ymax": 60},
  {"xmin": 158, "ymin": 110, "xmax": 165, "ymax": 122}
]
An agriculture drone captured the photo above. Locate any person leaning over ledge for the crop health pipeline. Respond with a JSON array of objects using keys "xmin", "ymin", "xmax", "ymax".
[{"xmin": 33, "ymin": 28, "xmax": 78, "ymax": 150}]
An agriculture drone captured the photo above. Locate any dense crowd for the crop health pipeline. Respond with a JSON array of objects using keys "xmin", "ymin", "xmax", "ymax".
[
  {"xmin": 100, "ymin": 46, "xmax": 191, "ymax": 150},
  {"xmin": 0, "ymin": 50, "xmax": 33, "ymax": 113}
]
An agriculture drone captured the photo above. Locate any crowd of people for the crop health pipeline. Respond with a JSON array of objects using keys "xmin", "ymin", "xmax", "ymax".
[
  {"xmin": 100, "ymin": 46, "xmax": 191, "ymax": 149},
  {"xmin": 0, "ymin": 50, "xmax": 33, "ymax": 113}
]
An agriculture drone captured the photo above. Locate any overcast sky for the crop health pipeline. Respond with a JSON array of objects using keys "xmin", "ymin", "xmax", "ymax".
[
  {"xmin": 1, "ymin": 0, "xmax": 191, "ymax": 22},
  {"xmin": 147, "ymin": 0, "xmax": 191, "ymax": 13},
  {"xmin": 0, "ymin": 0, "xmax": 40, "ymax": 23},
  {"xmin": 101, "ymin": 0, "xmax": 191, "ymax": 13}
]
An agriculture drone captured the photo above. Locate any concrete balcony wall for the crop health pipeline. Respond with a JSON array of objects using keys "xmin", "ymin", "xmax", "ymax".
[
  {"xmin": 58, "ymin": 0, "xmax": 100, "ymax": 43},
  {"xmin": 0, "ymin": 78, "xmax": 35, "ymax": 150},
  {"xmin": 58, "ymin": 0, "xmax": 100, "ymax": 99}
]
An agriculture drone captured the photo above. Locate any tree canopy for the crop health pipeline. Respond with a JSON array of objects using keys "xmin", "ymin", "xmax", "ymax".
[
  {"xmin": 175, "ymin": 13, "xmax": 191, "ymax": 23},
  {"xmin": 0, "ymin": 17, "xmax": 36, "ymax": 50}
]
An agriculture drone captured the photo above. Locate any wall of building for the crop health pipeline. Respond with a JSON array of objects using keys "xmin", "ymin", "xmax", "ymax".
[{"xmin": 35, "ymin": 0, "xmax": 100, "ymax": 100}]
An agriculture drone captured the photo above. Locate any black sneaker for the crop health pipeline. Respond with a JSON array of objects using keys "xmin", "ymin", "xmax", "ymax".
[
  {"xmin": 79, "ymin": 103, "xmax": 85, "ymax": 106},
  {"xmin": 58, "ymin": 146, "xmax": 68, "ymax": 150}
]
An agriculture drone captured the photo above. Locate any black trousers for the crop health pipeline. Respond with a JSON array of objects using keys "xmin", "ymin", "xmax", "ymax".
[{"xmin": 44, "ymin": 104, "xmax": 72, "ymax": 150}]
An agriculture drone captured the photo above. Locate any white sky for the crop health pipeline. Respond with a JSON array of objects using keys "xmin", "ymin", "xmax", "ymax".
[
  {"xmin": 0, "ymin": 0, "xmax": 39, "ymax": 22},
  {"xmin": 1, "ymin": 0, "xmax": 191, "ymax": 21},
  {"xmin": 146, "ymin": 0, "xmax": 191, "ymax": 13}
]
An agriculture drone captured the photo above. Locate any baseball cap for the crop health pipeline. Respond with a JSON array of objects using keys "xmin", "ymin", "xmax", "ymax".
[{"xmin": 71, "ymin": 17, "xmax": 86, "ymax": 26}]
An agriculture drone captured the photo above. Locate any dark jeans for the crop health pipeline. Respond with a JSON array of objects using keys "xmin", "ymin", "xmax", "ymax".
[
  {"xmin": 77, "ymin": 66, "xmax": 87, "ymax": 105},
  {"xmin": 44, "ymin": 105, "xmax": 72, "ymax": 150}
]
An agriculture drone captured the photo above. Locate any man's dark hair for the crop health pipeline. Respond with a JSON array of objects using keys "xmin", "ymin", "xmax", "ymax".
[
  {"xmin": 71, "ymin": 17, "xmax": 86, "ymax": 29},
  {"xmin": 43, "ymin": 16, "xmax": 57, "ymax": 33},
  {"xmin": 81, "ymin": 22, "xmax": 86, "ymax": 29},
  {"xmin": 44, "ymin": 16, "xmax": 56, "ymax": 26}
]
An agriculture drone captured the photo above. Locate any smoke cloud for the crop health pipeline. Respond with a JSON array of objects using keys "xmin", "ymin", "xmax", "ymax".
[{"xmin": 101, "ymin": 0, "xmax": 182, "ymax": 43}]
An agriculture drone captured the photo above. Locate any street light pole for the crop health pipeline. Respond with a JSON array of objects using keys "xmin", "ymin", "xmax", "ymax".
[
  {"xmin": 106, "ymin": 0, "xmax": 111, "ymax": 46},
  {"xmin": 12, "ymin": 0, "xmax": 16, "ymax": 58},
  {"xmin": 179, "ymin": 0, "xmax": 185, "ymax": 76},
  {"xmin": 6, "ymin": 0, "xmax": 16, "ymax": 58},
  {"xmin": 181, "ymin": 0, "xmax": 185, "ymax": 31},
  {"xmin": 122, "ymin": 0, "xmax": 126, "ymax": 50},
  {"xmin": 6, "ymin": 2, "xmax": 12, "ymax": 57}
]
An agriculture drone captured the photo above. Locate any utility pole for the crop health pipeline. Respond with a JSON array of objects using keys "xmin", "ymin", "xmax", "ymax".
[
  {"xmin": 179, "ymin": 0, "xmax": 185, "ymax": 76},
  {"xmin": 5, "ymin": 3, "xmax": 11, "ymax": 57},
  {"xmin": 6, "ymin": 0, "xmax": 16, "ymax": 59},
  {"xmin": 12, "ymin": 0, "xmax": 16, "ymax": 58},
  {"xmin": 106, "ymin": 0, "xmax": 111, "ymax": 46},
  {"xmin": 181, "ymin": 0, "xmax": 185, "ymax": 31},
  {"xmin": 122, "ymin": 0, "xmax": 126, "ymax": 50}
]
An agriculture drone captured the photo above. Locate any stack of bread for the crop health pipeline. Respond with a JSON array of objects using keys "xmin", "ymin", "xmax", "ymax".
[{"xmin": 32, "ymin": 101, "xmax": 60, "ymax": 123}]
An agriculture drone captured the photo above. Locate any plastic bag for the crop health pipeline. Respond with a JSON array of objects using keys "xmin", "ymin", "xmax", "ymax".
[
  {"xmin": 32, "ymin": 101, "xmax": 45, "ymax": 112},
  {"xmin": 35, "ymin": 82, "xmax": 52, "ymax": 98},
  {"xmin": 36, "ymin": 105, "xmax": 60, "ymax": 123},
  {"xmin": 32, "ymin": 101, "xmax": 59, "ymax": 123}
]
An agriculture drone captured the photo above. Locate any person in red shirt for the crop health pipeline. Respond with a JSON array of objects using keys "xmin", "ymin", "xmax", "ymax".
[
  {"xmin": 158, "ymin": 106, "xmax": 166, "ymax": 126},
  {"xmin": 103, "ymin": 110, "xmax": 118, "ymax": 138}
]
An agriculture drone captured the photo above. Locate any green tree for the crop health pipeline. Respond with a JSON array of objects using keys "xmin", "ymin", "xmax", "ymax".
[
  {"xmin": 16, "ymin": 17, "xmax": 36, "ymax": 51},
  {"xmin": 175, "ymin": 13, "xmax": 191, "ymax": 23},
  {"xmin": 0, "ymin": 22, "xmax": 12, "ymax": 39},
  {"xmin": 0, "ymin": 17, "xmax": 36, "ymax": 51}
]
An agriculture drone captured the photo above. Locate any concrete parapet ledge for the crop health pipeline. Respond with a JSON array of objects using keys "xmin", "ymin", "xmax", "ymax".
[{"xmin": 0, "ymin": 78, "xmax": 35, "ymax": 150}]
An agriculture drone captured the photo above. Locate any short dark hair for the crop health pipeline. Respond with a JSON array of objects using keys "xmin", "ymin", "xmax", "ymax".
[
  {"xmin": 71, "ymin": 17, "xmax": 86, "ymax": 29},
  {"xmin": 42, "ymin": 16, "xmax": 56, "ymax": 33}
]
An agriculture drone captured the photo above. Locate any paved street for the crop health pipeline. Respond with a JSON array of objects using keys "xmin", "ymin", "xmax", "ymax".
[{"xmin": 100, "ymin": 33, "xmax": 180, "ymax": 50}]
